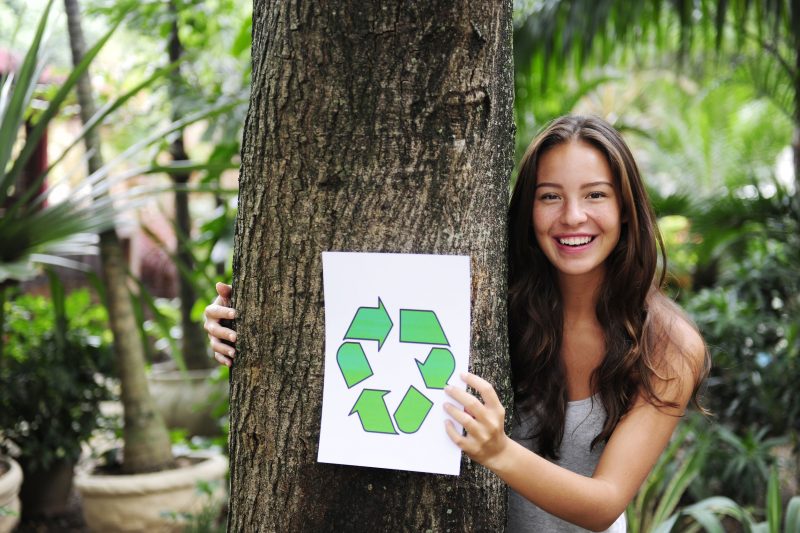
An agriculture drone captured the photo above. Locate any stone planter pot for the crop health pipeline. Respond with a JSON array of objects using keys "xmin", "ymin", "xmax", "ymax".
[
  {"xmin": 147, "ymin": 362, "xmax": 228, "ymax": 437},
  {"xmin": 0, "ymin": 456, "xmax": 22, "ymax": 533},
  {"xmin": 74, "ymin": 451, "xmax": 228, "ymax": 532}
]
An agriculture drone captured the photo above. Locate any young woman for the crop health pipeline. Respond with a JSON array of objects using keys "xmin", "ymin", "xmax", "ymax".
[{"xmin": 204, "ymin": 115, "xmax": 709, "ymax": 532}]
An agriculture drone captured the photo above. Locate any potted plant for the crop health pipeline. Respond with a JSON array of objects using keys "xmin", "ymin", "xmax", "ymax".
[
  {"xmin": 0, "ymin": 283, "xmax": 114, "ymax": 518},
  {"xmin": 53, "ymin": 1, "xmax": 231, "ymax": 529},
  {"xmin": 0, "ymin": 0, "xmax": 119, "ymax": 521},
  {"xmin": 1, "ymin": 1, "xmax": 231, "ymax": 527}
]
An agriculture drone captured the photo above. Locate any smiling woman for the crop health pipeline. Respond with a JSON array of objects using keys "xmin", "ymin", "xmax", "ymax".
[{"xmin": 441, "ymin": 115, "xmax": 710, "ymax": 532}]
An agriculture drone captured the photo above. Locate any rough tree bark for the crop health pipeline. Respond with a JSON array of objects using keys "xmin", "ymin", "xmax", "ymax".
[
  {"xmin": 229, "ymin": 1, "xmax": 514, "ymax": 530},
  {"xmin": 63, "ymin": 0, "xmax": 173, "ymax": 473}
]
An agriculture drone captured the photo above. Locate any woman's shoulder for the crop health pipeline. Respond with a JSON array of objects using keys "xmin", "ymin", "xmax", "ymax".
[{"xmin": 646, "ymin": 292, "xmax": 709, "ymax": 396}]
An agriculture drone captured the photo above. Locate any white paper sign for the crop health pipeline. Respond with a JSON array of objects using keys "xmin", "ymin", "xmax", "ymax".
[{"xmin": 318, "ymin": 251, "xmax": 471, "ymax": 475}]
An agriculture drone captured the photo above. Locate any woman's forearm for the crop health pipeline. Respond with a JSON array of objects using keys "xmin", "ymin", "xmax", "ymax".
[{"xmin": 486, "ymin": 438, "xmax": 625, "ymax": 532}]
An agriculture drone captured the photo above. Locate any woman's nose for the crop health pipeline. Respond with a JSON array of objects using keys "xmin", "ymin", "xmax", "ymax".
[{"xmin": 561, "ymin": 199, "xmax": 588, "ymax": 226}]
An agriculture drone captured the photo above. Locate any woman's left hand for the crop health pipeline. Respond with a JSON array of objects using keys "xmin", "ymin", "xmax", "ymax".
[{"xmin": 444, "ymin": 372, "xmax": 510, "ymax": 470}]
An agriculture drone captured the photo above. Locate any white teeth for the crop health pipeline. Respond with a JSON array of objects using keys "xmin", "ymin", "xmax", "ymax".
[{"xmin": 559, "ymin": 236, "xmax": 592, "ymax": 246}]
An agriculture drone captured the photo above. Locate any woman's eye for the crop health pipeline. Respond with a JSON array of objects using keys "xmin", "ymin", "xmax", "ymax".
[
  {"xmin": 587, "ymin": 191, "xmax": 607, "ymax": 199},
  {"xmin": 539, "ymin": 193, "xmax": 560, "ymax": 201}
]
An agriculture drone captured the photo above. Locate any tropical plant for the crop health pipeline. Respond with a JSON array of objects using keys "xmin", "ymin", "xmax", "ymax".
[
  {"xmin": 514, "ymin": 0, "xmax": 800, "ymax": 197},
  {"xmin": 82, "ymin": 0, "xmax": 248, "ymax": 371},
  {"xmin": 626, "ymin": 416, "xmax": 712, "ymax": 533},
  {"xmin": 683, "ymin": 186, "xmax": 800, "ymax": 435},
  {"xmin": 0, "ymin": 0, "xmax": 119, "ymax": 354},
  {"xmin": 656, "ymin": 468, "xmax": 800, "ymax": 532},
  {"xmin": 699, "ymin": 425, "xmax": 788, "ymax": 508},
  {"xmin": 137, "ymin": 197, "xmax": 236, "ymax": 369},
  {"xmin": 0, "ymin": 280, "xmax": 113, "ymax": 472}
]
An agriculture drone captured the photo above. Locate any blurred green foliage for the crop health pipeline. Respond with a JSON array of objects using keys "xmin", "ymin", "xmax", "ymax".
[{"xmin": 0, "ymin": 286, "xmax": 114, "ymax": 471}]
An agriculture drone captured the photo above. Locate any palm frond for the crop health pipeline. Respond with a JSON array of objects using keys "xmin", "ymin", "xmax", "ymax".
[{"xmin": 514, "ymin": 0, "xmax": 795, "ymax": 86}]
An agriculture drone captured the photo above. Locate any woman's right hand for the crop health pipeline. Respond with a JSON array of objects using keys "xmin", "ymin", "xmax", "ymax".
[{"xmin": 203, "ymin": 282, "xmax": 237, "ymax": 367}]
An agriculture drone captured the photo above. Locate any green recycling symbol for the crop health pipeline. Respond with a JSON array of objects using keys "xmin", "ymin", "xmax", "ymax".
[{"xmin": 336, "ymin": 298, "xmax": 456, "ymax": 434}]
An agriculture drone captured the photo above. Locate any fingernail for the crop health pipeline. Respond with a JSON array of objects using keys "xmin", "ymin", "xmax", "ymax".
[
  {"xmin": 229, "ymin": 333, "xmax": 237, "ymax": 342},
  {"xmin": 228, "ymin": 310, "xmax": 235, "ymax": 318},
  {"xmin": 228, "ymin": 348, "xmax": 235, "ymax": 357}
]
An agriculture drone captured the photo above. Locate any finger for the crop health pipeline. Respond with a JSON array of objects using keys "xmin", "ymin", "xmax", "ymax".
[
  {"xmin": 211, "ymin": 339, "xmax": 236, "ymax": 358},
  {"xmin": 205, "ymin": 304, "xmax": 235, "ymax": 320},
  {"xmin": 216, "ymin": 282, "xmax": 232, "ymax": 298},
  {"xmin": 208, "ymin": 330, "xmax": 236, "ymax": 357},
  {"xmin": 444, "ymin": 385, "xmax": 487, "ymax": 419},
  {"xmin": 206, "ymin": 321, "xmax": 237, "ymax": 343},
  {"xmin": 443, "ymin": 402, "xmax": 475, "ymax": 430},
  {"xmin": 213, "ymin": 351, "xmax": 232, "ymax": 368},
  {"xmin": 462, "ymin": 372, "xmax": 503, "ymax": 410},
  {"xmin": 444, "ymin": 420, "xmax": 466, "ymax": 446}
]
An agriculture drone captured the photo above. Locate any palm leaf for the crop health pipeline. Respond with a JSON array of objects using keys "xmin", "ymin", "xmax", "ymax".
[
  {"xmin": 656, "ymin": 496, "xmax": 757, "ymax": 533},
  {"xmin": 514, "ymin": 0, "xmax": 794, "ymax": 87},
  {"xmin": 766, "ymin": 467, "xmax": 781, "ymax": 533},
  {"xmin": 1, "ymin": 7, "xmax": 124, "ymax": 205},
  {"xmin": 785, "ymin": 496, "xmax": 800, "ymax": 533},
  {"xmin": 0, "ymin": 0, "xmax": 53, "ymax": 188}
]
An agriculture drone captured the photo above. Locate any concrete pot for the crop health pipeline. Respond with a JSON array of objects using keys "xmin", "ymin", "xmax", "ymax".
[
  {"xmin": 0, "ymin": 456, "xmax": 22, "ymax": 533},
  {"xmin": 74, "ymin": 452, "xmax": 228, "ymax": 532},
  {"xmin": 147, "ymin": 362, "xmax": 228, "ymax": 437}
]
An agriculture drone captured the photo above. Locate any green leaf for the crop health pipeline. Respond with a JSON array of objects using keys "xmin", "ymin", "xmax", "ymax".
[
  {"xmin": 0, "ymin": 259, "xmax": 36, "ymax": 284},
  {"xmin": 2, "ymin": 11, "xmax": 125, "ymax": 207},
  {"xmin": 44, "ymin": 60, "xmax": 184, "ymax": 181},
  {"xmin": 128, "ymin": 273, "xmax": 183, "ymax": 371},
  {"xmin": 0, "ymin": 0, "xmax": 54, "ymax": 195},
  {"xmin": 231, "ymin": 15, "xmax": 252, "ymax": 57},
  {"xmin": 766, "ymin": 467, "xmax": 781, "ymax": 533},
  {"xmin": 785, "ymin": 496, "xmax": 800, "ymax": 533}
]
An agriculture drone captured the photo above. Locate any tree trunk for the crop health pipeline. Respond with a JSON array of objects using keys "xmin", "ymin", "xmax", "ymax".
[
  {"xmin": 167, "ymin": 0, "xmax": 212, "ymax": 370},
  {"xmin": 63, "ymin": 0, "xmax": 173, "ymax": 473},
  {"xmin": 228, "ymin": 1, "xmax": 514, "ymax": 530}
]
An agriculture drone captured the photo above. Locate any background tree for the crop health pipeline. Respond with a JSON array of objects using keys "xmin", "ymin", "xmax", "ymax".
[
  {"xmin": 63, "ymin": 0, "xmax": 174, "ymax": 473},
  {"xmin": 228, "ymin": 1, "xmax": 514, "ymax": 530},
  {"xmin": 84, "ymin": 0, "xmax": 251, "ymax": 369},
  {"xmin": 165, "ymin": 0, "xmax": 213, "ymax": 370}
]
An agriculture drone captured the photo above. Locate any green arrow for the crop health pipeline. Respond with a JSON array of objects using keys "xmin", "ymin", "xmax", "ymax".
[
  {"xmin": 336, "ymin": 342, "xmax": 373, "ymax": 388},
  {"xmin": 393, "ymin": 386, "xmax": 433, "ymax": 434},
  {"xmin": 416, "ymin": 347, "xmax": 455, "ymax": 389},
  {"xmin": 399, "ymin": 309, "xmax": 449, "ymax": 345},
  {"xmin": 349, "ymin": 389, "xmax": 397, "ymax": 434},
  {"xmin": 344, "ymin": 298, "xmax": 393, "ymax": 350}
]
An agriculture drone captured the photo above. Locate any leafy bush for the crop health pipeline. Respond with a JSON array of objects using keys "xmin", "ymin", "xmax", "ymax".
[
  {"xmin": 0, "ymin": 287, "xmax": 114, "ymax": 471},
  {"xmin": 685, "ymin": 241, "xmax": 799, "ymax": 436}
]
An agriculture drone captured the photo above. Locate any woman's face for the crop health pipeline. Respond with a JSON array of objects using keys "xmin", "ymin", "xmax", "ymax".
[{"xmin": 532, "ymin": 140, "xmax": 622, "ymax": 283}]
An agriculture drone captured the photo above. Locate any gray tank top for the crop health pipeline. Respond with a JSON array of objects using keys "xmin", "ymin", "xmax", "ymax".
[{"xmin": 506, "ymin": 396, "xmax": 627, "ymax": 532}]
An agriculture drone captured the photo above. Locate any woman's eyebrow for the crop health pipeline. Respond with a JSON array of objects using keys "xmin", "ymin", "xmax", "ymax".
[
  {"xmin": 534, "ymin": 180, "xmax": 614, "ymax": 189},
  {"xmin": 582, "ymin": 181, "xmax": 614, "ymax": 188}
]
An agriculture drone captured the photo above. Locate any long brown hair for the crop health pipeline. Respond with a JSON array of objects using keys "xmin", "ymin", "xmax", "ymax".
[{"xmin": 508, "ymin": 115, "xmax": 706, "ymax": 459}]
